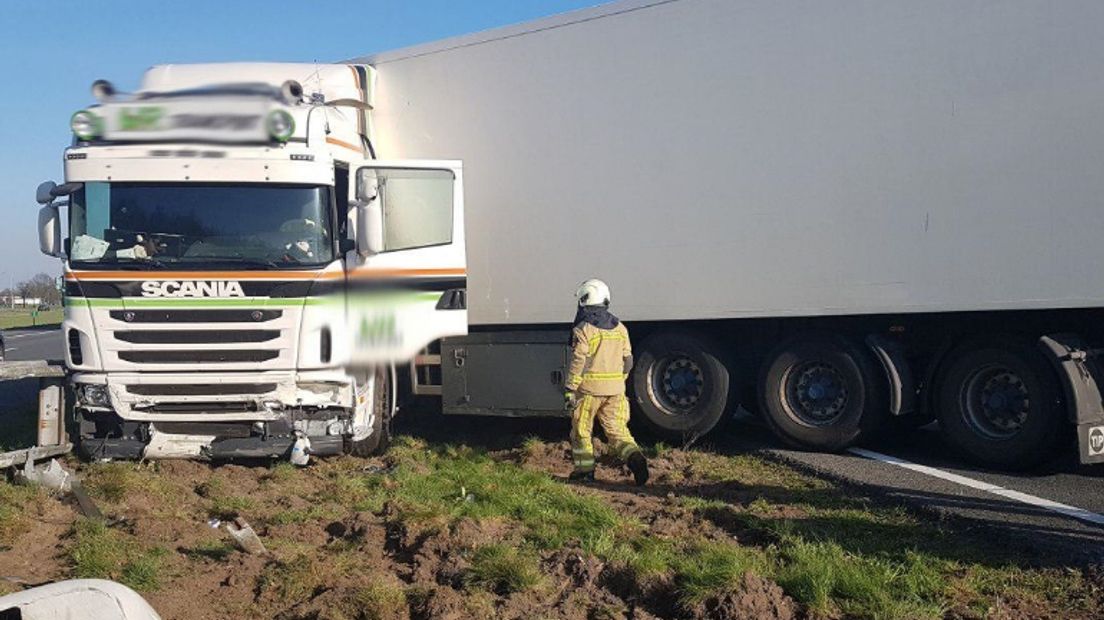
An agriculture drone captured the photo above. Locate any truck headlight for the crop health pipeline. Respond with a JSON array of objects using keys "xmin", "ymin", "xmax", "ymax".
[
  {"xmin": 71, "ymin": 110, "xmax": 103, "ymax": 141},
  {"xmin": 266, "ymin": 110, "xmax": 295, "ymax": 142},
  {"xmin": 79, "ymin": 384, "xmax": 110, "ymax": 407}
]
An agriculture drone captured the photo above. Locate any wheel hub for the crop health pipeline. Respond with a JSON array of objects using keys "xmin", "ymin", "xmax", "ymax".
[
  {"xmin": 785, "ymin": 362, "xmax": 849, "ymax": 425},
  {"xmin": 654, "ymin": 355, "xmax": 704, "ymax": 414},
  {"xmin": 963, "ymin": 366, "xmax": 1029, "ymax": 439}
]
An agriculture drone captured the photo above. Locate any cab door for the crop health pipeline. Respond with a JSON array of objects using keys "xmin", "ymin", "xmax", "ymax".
[{"xmin": 345, "ymin": 160, "xmax": 467, "ymax": 365}]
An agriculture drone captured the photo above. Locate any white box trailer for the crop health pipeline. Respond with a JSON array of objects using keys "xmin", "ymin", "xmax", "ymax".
[{"xmin": 353, "ymin": 0, "xmax": 1104, "ymax": 468}]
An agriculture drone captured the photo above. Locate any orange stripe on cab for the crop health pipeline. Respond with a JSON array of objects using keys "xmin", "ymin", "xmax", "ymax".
[
  {"xmin": 66, "ymin": 270, "xmax": 341, "ymax": 281},
  {"xmin": 349, "ymin": 268, "xmax": 466, "ymax": 279}
]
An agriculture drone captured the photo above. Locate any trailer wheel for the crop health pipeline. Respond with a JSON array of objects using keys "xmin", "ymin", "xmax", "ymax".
[
  {"xmin": 760, "ymin": 334, "xmax": 884, "ymax": 451},
  {"xmin": 631, "ymin": 329, "xmax": 730, "ymax": 440},
  {"xmin": 345, "ymin": 367, "xmax": 393, "ymax": 457},
  {"xmin": 935, "ymin": 338, "xmax": 1063, "ymax": 469}
]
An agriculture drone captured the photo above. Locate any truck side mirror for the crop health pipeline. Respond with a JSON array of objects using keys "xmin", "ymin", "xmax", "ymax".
[
  {"xmin": 51, "ymin": 182, "xmax": 83, "ymax": 198},
  {"xmin": 39, "ymin": 205, "xmax": 62, "ymax": 257},
  {"xmin": 356, "ymin": 200, "xmax": 384, "ymax": 256},
  {"xmin": 36, "ymin": 181, "xmax": 58, "ymax": 205}
]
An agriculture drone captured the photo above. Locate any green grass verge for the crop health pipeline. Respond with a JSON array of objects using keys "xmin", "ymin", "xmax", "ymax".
[
  {"xmin": 463, "ymin": 543, "xmax": 544, "ymax": 594},
  {"xmin": 0, "ymin": 479, "xmax": 44, "ymax": 546},
  {"xmin": 320, "ymin": 438, "xmax": 625, "ymax": 553},
  {"xmin": 0, "ymin": 308, "xmax": 62, "ymax": 329},
  {"xmin": 65, "ymin": 434, "xmax": 1083, "ymax": 619},
  {"xmin": 319, "ymin": 438, "xmax": 1096, "ymax": 619},
  {"xmin": 68, "ymin": 518, "xmax": 166, "ymax": 591}
]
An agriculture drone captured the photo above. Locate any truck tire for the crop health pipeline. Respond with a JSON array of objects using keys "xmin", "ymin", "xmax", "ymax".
[
  {"xmin": 345, "ymin": 368, "xmax": 393, "ymax": 457},
  {"xmin": 631, "ymin": 329, "xmax": 730, "ymax": 440},
  {"xmin": 935, "ymin": 337, "xmax": 1064, "ymax": 470},
  {"xmin": 759, "ymin": 333, "xmax": 885, "ymax": 451}
]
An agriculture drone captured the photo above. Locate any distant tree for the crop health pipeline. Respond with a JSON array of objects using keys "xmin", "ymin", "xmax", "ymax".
[{"xmin": 16, "ymin": 273, "xmax": 61, "ymax": 306}]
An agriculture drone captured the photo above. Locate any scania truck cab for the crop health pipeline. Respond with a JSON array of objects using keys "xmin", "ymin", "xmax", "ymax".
[{"xmin": 37, "ymin": 63, "xmax": 465, "ymax": 460}]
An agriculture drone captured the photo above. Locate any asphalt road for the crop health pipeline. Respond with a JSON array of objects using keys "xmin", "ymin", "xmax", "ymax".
[
  {"xmin": 2, "ymin": 327, "xmax": 64, "ymax": 362},
  {"xmin": 1, "ymin": 327, "xmax": 1101, "ymax": 559}
]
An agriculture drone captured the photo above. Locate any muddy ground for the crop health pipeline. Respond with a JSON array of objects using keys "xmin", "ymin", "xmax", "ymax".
[{"xmin": 1, "ymin": 413, "xmax": 1102, "ymax": 619}]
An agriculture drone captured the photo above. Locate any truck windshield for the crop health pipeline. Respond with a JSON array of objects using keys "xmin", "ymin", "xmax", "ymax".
[{"xmin": 68, "ymin": 182, "xmax": 334, "ymax": 268}]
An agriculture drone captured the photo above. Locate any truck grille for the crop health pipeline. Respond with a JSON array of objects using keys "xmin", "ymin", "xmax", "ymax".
[
  {"xmin": 142, "ymin": 402, "xmax": 261, "ymax": 413},
  {"xmin": 127, "ymin": 383, "xmax": 278, "ymax": 396},
  {"xmin": 98, "ymin": 306, "xmax": 297, "ymax": 371},
  {"xmin": 115, "ymin": 330, "xmax": 280, "ymax": 344},
  {"xmin": 119, "ymin": 350, "xmax": 280, "ymax": 364},
  {"xmin": 109, "ymin": 309, "xmax": 282, "ymax": 323}
]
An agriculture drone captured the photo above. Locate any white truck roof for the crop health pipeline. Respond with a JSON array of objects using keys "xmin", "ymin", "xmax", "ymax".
[{"xmin": 141, "ymin": 62, "xmax": 368, "ymax": 105}]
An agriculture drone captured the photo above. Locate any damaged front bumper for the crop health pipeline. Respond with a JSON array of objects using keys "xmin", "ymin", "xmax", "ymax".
[{"xmin": 72, "ymin": 370, "xmax": 355, "ymax": 460}]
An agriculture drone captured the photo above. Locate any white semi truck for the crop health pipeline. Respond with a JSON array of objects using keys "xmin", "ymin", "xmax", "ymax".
[
  {"xmin": 38, "ymin": 64, "xmax": 467, "ymax": 459},
  {"xmin": 39, "ymin": 0, "xmax": 1104, "ymax": 468}
]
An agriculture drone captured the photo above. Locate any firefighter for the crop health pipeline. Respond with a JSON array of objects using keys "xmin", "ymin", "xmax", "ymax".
[{"xmin": 564, "ymin": 279, "xmax": 649, "ymax": 485}]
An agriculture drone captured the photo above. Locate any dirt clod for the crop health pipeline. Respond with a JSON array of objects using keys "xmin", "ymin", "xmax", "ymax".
[{"xmin": 690, "ymin": 573, "xmax": 797, "ymax": 620}]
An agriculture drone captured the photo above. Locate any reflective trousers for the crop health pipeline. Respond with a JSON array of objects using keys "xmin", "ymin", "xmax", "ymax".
[{"xmin": 570, "ymin": 393, "xmax": 641, "ymax": 473}]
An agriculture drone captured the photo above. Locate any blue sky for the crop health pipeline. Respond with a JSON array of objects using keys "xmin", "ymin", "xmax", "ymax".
[{"xmin": 0, "ymin": 0, "xmax": 595, "ymax": 284}]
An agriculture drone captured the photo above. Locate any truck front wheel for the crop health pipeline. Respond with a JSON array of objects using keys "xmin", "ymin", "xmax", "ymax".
[
  {"xmin": 631, "ymin": 329, "xmax": 730, "ymax": 441},
  {"xmin": 759, "ymin": 334, "xmax": 885, "ymax": 451},
  {"xmin": 935, "ymin": 338, "xmax": 1064, "ymax": 470},
  {"xmin": 344, "ymin": 367, "xmax": 393, "ymax": 457}
]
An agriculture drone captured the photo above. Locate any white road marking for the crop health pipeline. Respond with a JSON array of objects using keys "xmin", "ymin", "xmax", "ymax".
[
  {"xmin": 5, "ymin": 332, "xmax": 55, "ymax": 338},
  {"xmin": 848, "ymin": 447, "xmax": 1104, "ymax": 527}
]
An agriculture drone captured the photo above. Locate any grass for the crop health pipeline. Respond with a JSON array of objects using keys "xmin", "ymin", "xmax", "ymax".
[
  {"xmin": 335, "ymin": 437, "xmax": 625, "ymax": 553},
  {"xmin": 344, "ymin": 581, "xmax": 409, "ymax": 620},
  {"xmin": 196, "ymin": 475, "xmax": 256, "ymax": 519},
  {"xmin": 83, "ymin": 462, "xmax": 138, "ymax": 503},
  {"xmin": 0, "ymin": 480, "xmax": 43, "ymax": 545},
  {"xmin": 7, "ymin": 433, "xmax": 1087, "ymax": 619},
  {"xmin": 671, "ymin": 541, "xmax": 768, "ymax": 606},
  {"xmin": 258, "ymin": 547, "xmax": 378, "ymax": 607},
  {"xmin": 667, "ymin": 450, "xmax": 1104, "ymax": 619},
  {"xmin": 0, "ymin": 308, "xmax": 62, "ymax": 329},
  {"xmin": 463, "ymin": 543, "xmax": 544, "ymax": 594},
  {"xmin": 258, "ymin": 553, "xmax": 327, "ymax": 604},
  {"xmin": 774, "ymin": 537, "xmax": 946, "ymax": 619},
  {"xmin": 268, "ymin": 505, "xmax": 340, "ymax": 526},
  {"xmin": 295, "ymin": 437, "xmax": 1100, "ymax": 618},
  {"xmin": 69, "ymin": 518, "xmax": 166, "ymax": 591}
]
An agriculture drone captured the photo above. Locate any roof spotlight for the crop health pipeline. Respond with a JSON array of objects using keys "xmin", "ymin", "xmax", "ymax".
[
  {"xmin": 281, "ymin": 80, "xmax": 304, "ymax": 104},
  {"xmin": 91, "ymin": 79, "xmax": 116, "ymax": 102}
]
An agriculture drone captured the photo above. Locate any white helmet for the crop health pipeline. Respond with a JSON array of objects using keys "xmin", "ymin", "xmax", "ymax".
[{"xmin": 575, "ymin": 278, "xmax": 611, "ymax": 307}]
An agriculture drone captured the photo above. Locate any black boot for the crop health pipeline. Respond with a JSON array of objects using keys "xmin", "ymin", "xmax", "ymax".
[
  {"xmin": 627, "ymin": 452, "xmax": 649, "ymax": 485},
  {"xmin": 627, "ymin": 452, "xmax": 649, "ymax": 486},
  {"xmin": 568, "ymin": 469, "xmax": 595, "ymax": 482}
]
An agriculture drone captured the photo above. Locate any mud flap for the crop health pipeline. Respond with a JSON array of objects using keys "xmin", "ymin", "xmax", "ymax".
[
  {"xmin": 866, "ymin": 334, "xmax": 916, "ymax": 417},
  {"xmin": 1038, "ymin": 334, "xmax": 1104, "ymax": 464}
]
